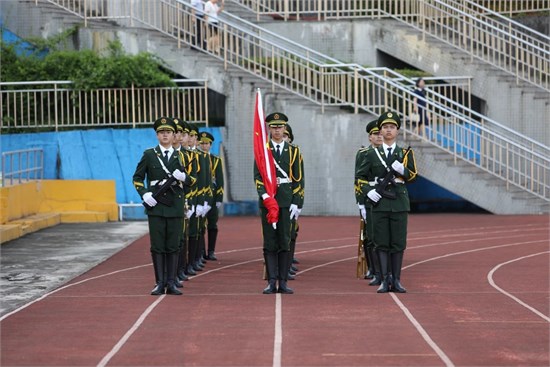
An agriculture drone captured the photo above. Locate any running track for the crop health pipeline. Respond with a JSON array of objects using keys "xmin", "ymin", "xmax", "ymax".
[{"xmin": 1, "ymin": 214, "xmax": 549, "ymax": 366}]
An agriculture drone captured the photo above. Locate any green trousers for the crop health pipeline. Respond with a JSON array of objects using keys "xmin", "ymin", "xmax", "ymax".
[
  {"xmin": 371, "ymin": 210, "xmax": 408, "ymax": 253},
  {"xmin": 148, "ymin": 215, "xmax": 184, "ymax": 254},
  {"xmin": 206, "ymin": 205, "xmax": 219, "ymax": 230},
  {"xmin": 260, "ymin": 207, "xmax": 291, "ymax": 252}
]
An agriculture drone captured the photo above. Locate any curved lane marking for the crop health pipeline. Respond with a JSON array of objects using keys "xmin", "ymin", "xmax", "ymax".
[{"xmin": 487, "ymin": 251, "xmax": 550, "ymax": 323}]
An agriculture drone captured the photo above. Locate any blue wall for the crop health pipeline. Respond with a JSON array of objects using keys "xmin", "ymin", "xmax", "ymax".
[{"xmin": 0, "ymin": 127, "xmax": 223, "ymax": 204}]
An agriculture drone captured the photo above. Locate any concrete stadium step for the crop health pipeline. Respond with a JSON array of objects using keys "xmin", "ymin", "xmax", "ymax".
[{"xmin": 59, "ymin": 211, "xmax": 110, "ymax": 223}]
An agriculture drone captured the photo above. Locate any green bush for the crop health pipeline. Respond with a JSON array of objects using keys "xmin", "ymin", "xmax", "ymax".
[{"xmin": 1, "ymin": 29, "xmax": 175, "ymax": 90}]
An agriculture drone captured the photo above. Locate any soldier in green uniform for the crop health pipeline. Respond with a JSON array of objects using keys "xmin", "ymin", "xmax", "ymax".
[
  {"xmin": 356, "ymin": 111, "xmax": 417, "ymax": 293},
  {"xmin": 132, "ymin": 117, "xmax": 193, "ymax": 296},
  {"xmin": 355, "ymin": 120, "xmax": 383, "ymax": 286},
  {"xmin": 282, "ymin": 123, "xmax": 303, "ymax": 280},
  {"xmin": 255, "ymin": 112, "xmax": 304, "ymax": 294},
  {"xmin": 182, "ymin": 123, "xmax": 200, "ymax": 277},
  {"xmin": 172, "ymin": 118, "xmax": 197, "ymax": 284},
  {"xmin": 193, "ymin": 129, "xmax": 214, "ymax": 267},
  {"xmin": 187, "ymin": 124, "xmax": 208, "ymax": 274},
  {"xmin": 199, "ymin": 131, "xmax": 224, "ymax": 261}
]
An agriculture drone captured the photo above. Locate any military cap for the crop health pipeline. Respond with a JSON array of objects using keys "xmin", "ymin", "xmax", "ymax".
[
  {"xmin": 265, "ymin": 112, "xmax": 288, "ymax": 127},
  {"xmin": 172, "ymin": 117, "xmax": 184, "ymax": 132},
  {"xmin": 366, "ymin": 119, "xmax": 379, "ymax": 135},
  {"xmin": 199, "ymin": 131, "xmax": 214, "ymax": 143},
  {"xmin": 378, "ymin": 111, "xmax": 401, "ymax": 129},
  {"xmin": 153, "ymin": 117, "xmax": 176, "ymax": 132},
  {"xmin": 188, "ymin": 123, "xmax": 199, "ymax": 136},
  {"xmin": 180, "ymin": 120, "xmax": 190, "ymax": 133},
  {"xmin": 283, "ymin": 123, "xmax": 294, "ymax": 142}
]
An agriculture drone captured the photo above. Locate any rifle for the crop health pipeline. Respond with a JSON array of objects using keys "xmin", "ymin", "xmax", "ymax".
[
  {"xmin": 356, "ymin": 219, "xmax": 367, "ymax": 278},
  {"xmin": 369, "ymin": 146, "xmax": 412, "ymax": 206},
  {"xmin": 143, "ymin": 153, "xmax": 193, "ymax": 209}
]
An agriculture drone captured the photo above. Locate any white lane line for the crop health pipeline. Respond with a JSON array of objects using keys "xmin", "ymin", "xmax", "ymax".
[
  {"xmin": 390, "ymin": 293, "xmax": 454, "ymax": 367},
  {"xmin": 273, "ymin": 293, "xmax": 282, "ymax": 367},
  {"xmin": 403, "ymin": 239, "xmax": 547, "ymax": 270},
  {"xmin": 96, "ymin": 295, "xmax": 165, "ymax": 367},
  {"xmin": 487, "ymin": 251, "xmax": 550, "ymax": 323},
  {"xmin": 0, "ymin": 264, "xmax": 149, "ymax": 322}
]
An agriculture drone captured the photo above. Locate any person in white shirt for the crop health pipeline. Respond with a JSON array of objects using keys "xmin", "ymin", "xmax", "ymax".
[
  {"xmin": 190, "ymin": 0, "xmax": 205, "ymax": 49},
  {"xmin": 204, "ymin": 0, "xmax": 224, "ymax": 52}
]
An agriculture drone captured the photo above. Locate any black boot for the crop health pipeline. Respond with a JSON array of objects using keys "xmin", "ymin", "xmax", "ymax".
[
  {"xmin": 391, "ymin": 251, "xmax": 407, "ymax": 293},
  {"xmin": 187, "ymin": 237, "xmax": 198, "ymax": 276},
  {"xmin": 278, "ymin": 251, "xmax": 294, "ymax": 294},
  {"xmin": 166, "ymin": 252, "xmax": 183, "ymax": 295},
  {"xmin": 377, "ymin": 251, "xmax": 391, "ymax": 293},
  {"xmin": 263, "ymin": 251, "xmax": 278, "ymax": 294},
  {"xmin": 364, "ymin": 244, "xmax": 375, "ymax": 279},
  {"xmin": 207, "ymin": 228, "xmax": 218, "ymax": 260},
  {"xmin": 151, "ymin": 253, "xmax": 166, "ymax": 296},
  {"xmin": 177, "ymin": 238, "xmax": 189, "ymax": 282},
  {"xmin": 368, "ymin": 248, "xmax": 382, "ymax": 286},
  {"xmin": 198, "ymin": 234, "xmax": 207, "ymax": 264}
]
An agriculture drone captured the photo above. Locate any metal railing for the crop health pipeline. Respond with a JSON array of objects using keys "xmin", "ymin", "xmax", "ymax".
[
  {"xmin": 232, "ymin": 0, "xmax": 550, "ymax": 91},
  {"xmin": 471, "ymin": 0, "xmax": 550, "ymax": 15},
  {"xmin": 34, "ymin": 0, "xmax": 550, "ymax": 200},
  {"xmin": 0, "ymin": 79, "xmax": 209, "ymax": 131},
  {"xmin": 1, "ymin": 148, "xmax": 44, "ymax": 187}
]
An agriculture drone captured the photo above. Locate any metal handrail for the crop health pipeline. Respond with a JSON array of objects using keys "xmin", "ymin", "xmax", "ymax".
[
  {"xmin": 231, "ymin": 0, "xmax": 550, "ymax": 91},
  {"xmin": 36, "ymin": 0, "xmax": 550, "ymax": 199},
  {"xmin": 1, "ymin": 148, "xmax": 44, "ymax": 187},
  {"xmin": 1, "ymin": 79, "xmax": 209, "ymax": 130}
]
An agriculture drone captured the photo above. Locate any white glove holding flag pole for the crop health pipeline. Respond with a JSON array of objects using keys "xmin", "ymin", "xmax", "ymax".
[
  {"xmin": 391, "ymin": 161, "xmax": 405, "ymax": 175},
  {"xmin": 367, "ymin": 190, "xmax": 382, "ymax": 203},
  {"xmin": 289, "ymin": 204, "xmax": 300, "ymax": 220},
  {"xmin": 358, "ymin": 204, "xmax": 367, "ymax": 221},
  {"xmin": 143, "ymin": 192, "xmax": 157, "ymax": 207},
  {"xmin": 216, "ymin": 202, "xmax": 222, "ymax": 209},
  {"xmin": 186, "ymin": 205, "xmax": 195, "ymax": 219},
  {"xmin": 172, "ymin": 169, "xmax": 186, "ymax": 181}
]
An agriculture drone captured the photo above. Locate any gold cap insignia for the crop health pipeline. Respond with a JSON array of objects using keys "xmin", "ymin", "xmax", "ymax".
[
  {"xmin": 202, "ymin": 132, "xmax": 207, "ymax": 137},
  {"xmin": 387, "ymin": 112, "xmax": 393, "ymax": 118},
  {"xmin": 161, "ymin": 118, "xmax": 167, "ymax": 124},
  {"xmin": 274, "ymin": 113, "xmax": 280, "ymax": 120}
]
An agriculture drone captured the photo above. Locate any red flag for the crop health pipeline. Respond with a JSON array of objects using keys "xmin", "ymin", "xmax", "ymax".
[{"xmin": 253, "ymin": 89, "xmax": 279, "ymax": 224}]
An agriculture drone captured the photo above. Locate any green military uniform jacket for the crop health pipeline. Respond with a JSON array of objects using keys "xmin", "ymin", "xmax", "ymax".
[
  {"xmin": 210, "ymin": 153, "xmax": 224, "ymax": 204},
  {"xmin": 354, "ymin": 146, "xmax": 372, "ymax": 205},
  {"xmin": 254, "ymin": 141, "xmax": 304, "ymax": 208},
  {"xmin": 133, "ymin": 146, "xmax": 194, "ymax": 217},
  {"xmin": 356, "ymin": 144, "xmax": 417, "ymax": 212},
  {"xmin": 194, "ymin": 147, "xmax": 213, "ymax": 206}
]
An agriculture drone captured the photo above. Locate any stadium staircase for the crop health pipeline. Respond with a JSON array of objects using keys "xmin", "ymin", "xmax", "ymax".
[{"xmin": 11, "ymin": 0, "xmax": 550, "ymax": 214}]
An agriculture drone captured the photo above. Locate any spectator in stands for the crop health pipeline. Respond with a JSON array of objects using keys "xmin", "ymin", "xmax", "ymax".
[
  {"xmin": 190, "ymin": 0, "xmax": 206, "ymax": 49},
  {"xmin": 412, "ymin": 78, "xmax": 430, "ymax": 137},
  {"xmin": 204, "ymin": 0, "xmax": 224, "ymax": 53}
]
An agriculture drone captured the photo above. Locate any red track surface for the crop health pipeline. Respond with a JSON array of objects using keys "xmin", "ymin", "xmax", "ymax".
[{"xmin": 2, "ymin": 214, "xmax": 549, "ymax": 367}]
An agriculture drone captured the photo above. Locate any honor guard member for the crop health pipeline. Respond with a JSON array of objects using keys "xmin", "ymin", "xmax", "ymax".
[
  {"xmin": 199, "ymin": 131, "xmax": 224, "ymax": 261},
  {"xmin": 356, "ymin": 111, "xmax": 417, "ymax": 293},
  {"xmin": 173, "ymin": 119, "xmax": 197, "ymax": 284},
  {"xmin": 282, "ymin": 123, "xmax": 304, "ymax": 280},
  {"xmin": 186, "ymin": 124, "xmax": 208, "ymax": 275},
  {"xmin": 194, "ymin": 129, "xmax": 214, "ymax": 266},
  {"xmin": 255, "ymin": 112, "xmax": 304, "ymax": 294},
  {"xmin": 355, "ymin": 120, "xmax": 383, "ymax": 285},
  {"xmin": 132, "ymin": 117, "xmax": 193, "ymax": 295},
  {"xmin": 183, "ymin": 122, "xmax": 200, "ymax": 277}
]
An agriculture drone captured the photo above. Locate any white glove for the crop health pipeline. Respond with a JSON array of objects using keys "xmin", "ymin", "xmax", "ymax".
[
  {"xmin": 196, "ymin": 204, "xmax": 204, "ymax": 217},
  {"xmin": 216, "ymin": 202, "xmax": 222, "ymax": 209},
  {"xmin": 202, "ymin": 201, "xmax": 211, "ymax": 216},
  {"xmin": 367, "ymin": 190, "xmax": 382, "ymax": 203},
  {"xmin": 289, "ymin": 204, "xmax": 300, "ymax": 220},
  {"xmin": 391, "ymin": 161, "xmax": 405, "ymax": 175},
  {"xmin": 186, "ymin": 205, "xmax": 195, "ymax": 219},
  {"xmin": 295, "ymin": 208, "xmax": 302, "ymax": 220},
  {"xmin": 142, "ymin": 192, "xmax": 157, "ymax": 207},
  {"xmin": 358, "ymin": 204, "xmax": 367, "ymax": 221},
  {"xmin": 172, "ymin": 169, "xmax": 186, "ymax": 181}
]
